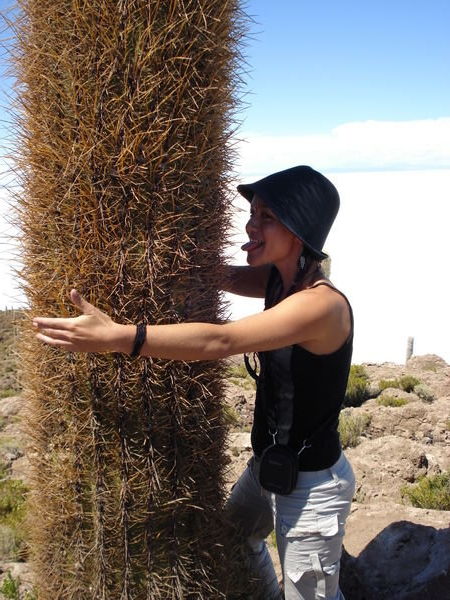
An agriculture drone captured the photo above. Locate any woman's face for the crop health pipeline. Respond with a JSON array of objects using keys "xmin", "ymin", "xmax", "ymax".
[{"xmin": 243, "ymin": 196, "xmax": 302, "ymax": 267}]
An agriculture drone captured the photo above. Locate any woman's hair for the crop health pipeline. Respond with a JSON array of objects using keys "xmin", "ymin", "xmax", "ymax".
[
  {"xmin": 264, "ymin": 249, "xmax": 322, "ymax": 310},
  {"xmin": 291, "ymin": 248, "xmax": 322, "ymax": 291}
]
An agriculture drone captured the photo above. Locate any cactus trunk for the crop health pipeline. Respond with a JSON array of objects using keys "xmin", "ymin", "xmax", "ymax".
[{"xmin": 13, "ymin": 0, "xmax": 250, "ymax": 597}]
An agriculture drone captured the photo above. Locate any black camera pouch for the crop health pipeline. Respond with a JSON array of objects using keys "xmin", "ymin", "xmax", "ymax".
[{"xmin": 259, "ymin": 444, "xmax": 299, "ymax": 495}]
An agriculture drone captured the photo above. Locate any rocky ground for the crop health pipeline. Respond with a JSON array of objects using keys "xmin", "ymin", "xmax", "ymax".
[
  {"xmin": 1, "ymin": 353, "xmax": 449, "ymax": 599},
  {"xmin": 0, "ymin": 393, "xmax": 34, "ymax": 599}
]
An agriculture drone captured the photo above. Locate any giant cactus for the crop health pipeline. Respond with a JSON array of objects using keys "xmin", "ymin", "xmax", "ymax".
[{"xmin": 13, "ymin": 0, "xmax": 251, "ymax": 597}]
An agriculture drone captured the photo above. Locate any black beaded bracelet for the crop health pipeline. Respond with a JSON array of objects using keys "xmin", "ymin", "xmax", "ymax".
[{"xmin": 130, "ymin": 323, "xmax": 147, "ymax": 357}]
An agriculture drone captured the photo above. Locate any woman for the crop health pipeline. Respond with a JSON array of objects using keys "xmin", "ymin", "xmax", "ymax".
[{"xmin": 33, "ymin": 165, "xmax": 355, "ymax": 600}]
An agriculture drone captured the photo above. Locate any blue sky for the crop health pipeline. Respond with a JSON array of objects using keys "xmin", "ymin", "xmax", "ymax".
[
  {"xmin": 242, "ymin": 0, "xmax": 450, "ymax": 135},
  {"xmin": 0, "ymin": 0, "xmax": 449, "ymax": 160}
]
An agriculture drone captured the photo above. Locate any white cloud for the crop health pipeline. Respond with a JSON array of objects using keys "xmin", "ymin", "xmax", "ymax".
[{"xmin": 236, "ymin": 117, "xmax": 450, "ymax": 175}]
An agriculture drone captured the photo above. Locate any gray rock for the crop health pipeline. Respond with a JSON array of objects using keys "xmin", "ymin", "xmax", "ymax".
[
  {"xmin": 228, "ymin": 432, "xmax": 252, "ymax": 451},
  {"xmin": 346, "ymin": 436, "xmax": 432, "ymax": 503},
  {"xmin": 10, "ymin": 456, "xmax": 32, "ymax": 486},
  {"xmin": 407, "ymin": 354, "xmax": 448, "ymax": 372},
  {"xmin": 342, "ymin": 520, "xmax": 450, "ymax": 600},
  {"xmin": 344, "ymin": 502, "xmax": 450, "ymax": 557},
  {"xmin": 0, "ymin": 396, "xmax": 22, "ymax": 418}
]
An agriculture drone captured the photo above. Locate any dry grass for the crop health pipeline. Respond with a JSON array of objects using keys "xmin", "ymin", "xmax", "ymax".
[
  {"xmin": 377, "ymin": 395, "xmax": 409, "ymax": 407},
  {"xmin": 401, "ymin": 472, "xmax": 450, "ymax": 511},
  {"xmin": 9, "ymin": 1, "xmax": 253, "ymax": 598},
  {"xmin": 344, "ymin": 364, "xmax": 370, "ymax": 407},
  {"xmin": 338, "ymin": 410, "xmax": 371, "ymax": 448}
]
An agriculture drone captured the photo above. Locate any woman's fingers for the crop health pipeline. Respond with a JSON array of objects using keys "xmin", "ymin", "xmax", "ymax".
[
  {"xmin": 33, "ymin": 317, "xmax": 75, "ymax": 330},
  {"xmin": 33, "ymin": 290, "xmax": 116, "ymax": 353},
  {"xmin": 35, "ymin": 322, "xmax": 94, "ymax": 351},
  {"xmin": 37, "ymin": 327, "xmax": 74, "ymax": 341},
  {"xmin": 35, "ymin": 332, "xmax": 75, "ymax": 349}
]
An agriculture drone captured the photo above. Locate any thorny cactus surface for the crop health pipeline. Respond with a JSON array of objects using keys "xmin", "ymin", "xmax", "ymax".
[{"xmin": 11, "ymin": 1, "xmax": 254, "ymax": 598}]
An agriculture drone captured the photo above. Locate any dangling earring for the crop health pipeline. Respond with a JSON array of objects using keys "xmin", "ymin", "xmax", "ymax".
[{"xmin": 299, "ymin": 254, "xmax": 306, "ymax": 270}]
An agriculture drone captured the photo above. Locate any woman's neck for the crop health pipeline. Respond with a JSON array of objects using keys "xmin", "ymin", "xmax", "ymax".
[
  {"xmin": 282, "ymin": 262, "xmax": 322, "ymax": 296},
  {"xmin": 266, "ymin": 263, "xmax": 326, "ymax": 310}
]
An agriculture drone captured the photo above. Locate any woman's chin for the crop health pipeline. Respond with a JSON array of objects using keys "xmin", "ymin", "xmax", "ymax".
[{"xmin": 246, "ymin": 251, "xmax": 265, "ymax": 266}]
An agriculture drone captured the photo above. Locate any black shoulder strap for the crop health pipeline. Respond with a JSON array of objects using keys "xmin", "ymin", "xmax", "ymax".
[{"xmin": 244, "ymin": 352, "xmax": 258, "ymax": 381}]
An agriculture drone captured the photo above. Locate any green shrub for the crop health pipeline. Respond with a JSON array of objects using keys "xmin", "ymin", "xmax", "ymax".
[
  {"xmin": 268, "ymin": 530, "xmax": 277, "ymax": 550},
  {"xmin": 223, "ymin": 405, "xmax": 241, "ymax": 429},
  {"xmin": 0, "ymin": 478, "xmax": 28, "ymax": 560},
  {"xmin": 377, "ymin": 395, "xmax": 408, "ymax": 407},
  {"xmin": 414, "ymin": 384, "xmax": 436, "ymax": 403},
  {"xmin": 0, "ymin": 479, "xmax": 28, "ymax": 517},
  {"xmin": 350, "ymin": 365, "xmax": 368, "ymax": 379},
  {"xmin": 401, "ymin": 472, "xmax": 450, "ymax": 510},
  {"xmin": 227, "ymin": 364, "xmax": 248, "ymax": 379},
  {"xmin": 0, "ymin": 572, "xmax": 36, "ymax": 600},
  {"xmin": 398, "ymin": 375, "xmax": 421, "ymax": 392},
  {"xmin": 0, "ymin": 388, "xmax": 17, "ymax": 399},
  {"xmin": 339, "ymin": 410, "xmax": 371, "ymax": 448},
  {"xmin": 344, "ymin": 365, "xmax": 370, "ymax": 407},
  {"xmin": 378, "ymin": 378, "xmax": 401, "ymax": 391},
  {"xmin": 0, "ymin": 571, "xmax": 21, "ymax": 600},
  {"xmin": 379, "ymin": 376, "xmax": 421, "ymax": 393},
  {"xmin": 227, "ymin": 363, "xmax": 256, "ymax": 391}
]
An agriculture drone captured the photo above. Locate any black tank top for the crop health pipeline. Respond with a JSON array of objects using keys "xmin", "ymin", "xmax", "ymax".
[{"xmin": 249, "ymin": 267, "xmax": 354, "ymax": 471}]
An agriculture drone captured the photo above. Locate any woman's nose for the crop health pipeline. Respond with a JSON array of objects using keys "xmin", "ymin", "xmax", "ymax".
[{"xmin": 246, "ymin": 214, "xmax": 258, "ymax": 234}]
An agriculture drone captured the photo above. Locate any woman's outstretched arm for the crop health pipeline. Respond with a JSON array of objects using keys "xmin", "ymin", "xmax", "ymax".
[{"xmin": 33, "ymin": 286, "xmax": 344, "ymax": 361}]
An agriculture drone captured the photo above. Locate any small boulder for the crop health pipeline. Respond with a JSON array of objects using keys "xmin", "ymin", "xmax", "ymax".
[
  {"xmin": 407, "ymin": 354, "xmax": 448, "ymax": 372},
  {"xmin": 347, "ymin": 436, "xmax": 432, "ymax": 503},
  {"xmin": 342, "ymin": 520, "xmax": 450, "ymax": 600},
  {"xmin": 0, "ymin": 396, "xmax": 22, "ymax": 419}
]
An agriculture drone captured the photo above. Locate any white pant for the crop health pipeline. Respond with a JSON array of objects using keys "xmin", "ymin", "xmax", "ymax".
[{"xmin": 225, "ymin": 452, "xmax": 355, "ymax": 600}]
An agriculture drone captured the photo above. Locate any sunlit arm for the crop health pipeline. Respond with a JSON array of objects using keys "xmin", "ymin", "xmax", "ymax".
[
  {"xmin": 133, "ymin": 300, "xmax": 317, "ymax": 360},
  {"xmin": 32, "ymin": 287, "xmax": 336, "ymax": 361}
]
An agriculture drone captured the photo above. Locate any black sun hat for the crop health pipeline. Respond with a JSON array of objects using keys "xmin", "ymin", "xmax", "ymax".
[{"xmin": 237, "ymin": 165, "xmax": 339, "ymax": 260}]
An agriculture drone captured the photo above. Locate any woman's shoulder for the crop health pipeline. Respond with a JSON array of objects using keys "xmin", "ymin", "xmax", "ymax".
[
  {"xmin": 302, "ymin": 278, "xmax": 351, "ymax": 308},
  {"xmin": 291, "ymin": 280, "xmax": 353, "ymax": 354}
]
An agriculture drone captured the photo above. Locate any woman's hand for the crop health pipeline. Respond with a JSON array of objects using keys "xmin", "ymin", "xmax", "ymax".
[{"xmin": 33, "ymin": 289, "xmax": 129, "ymax": 353}]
